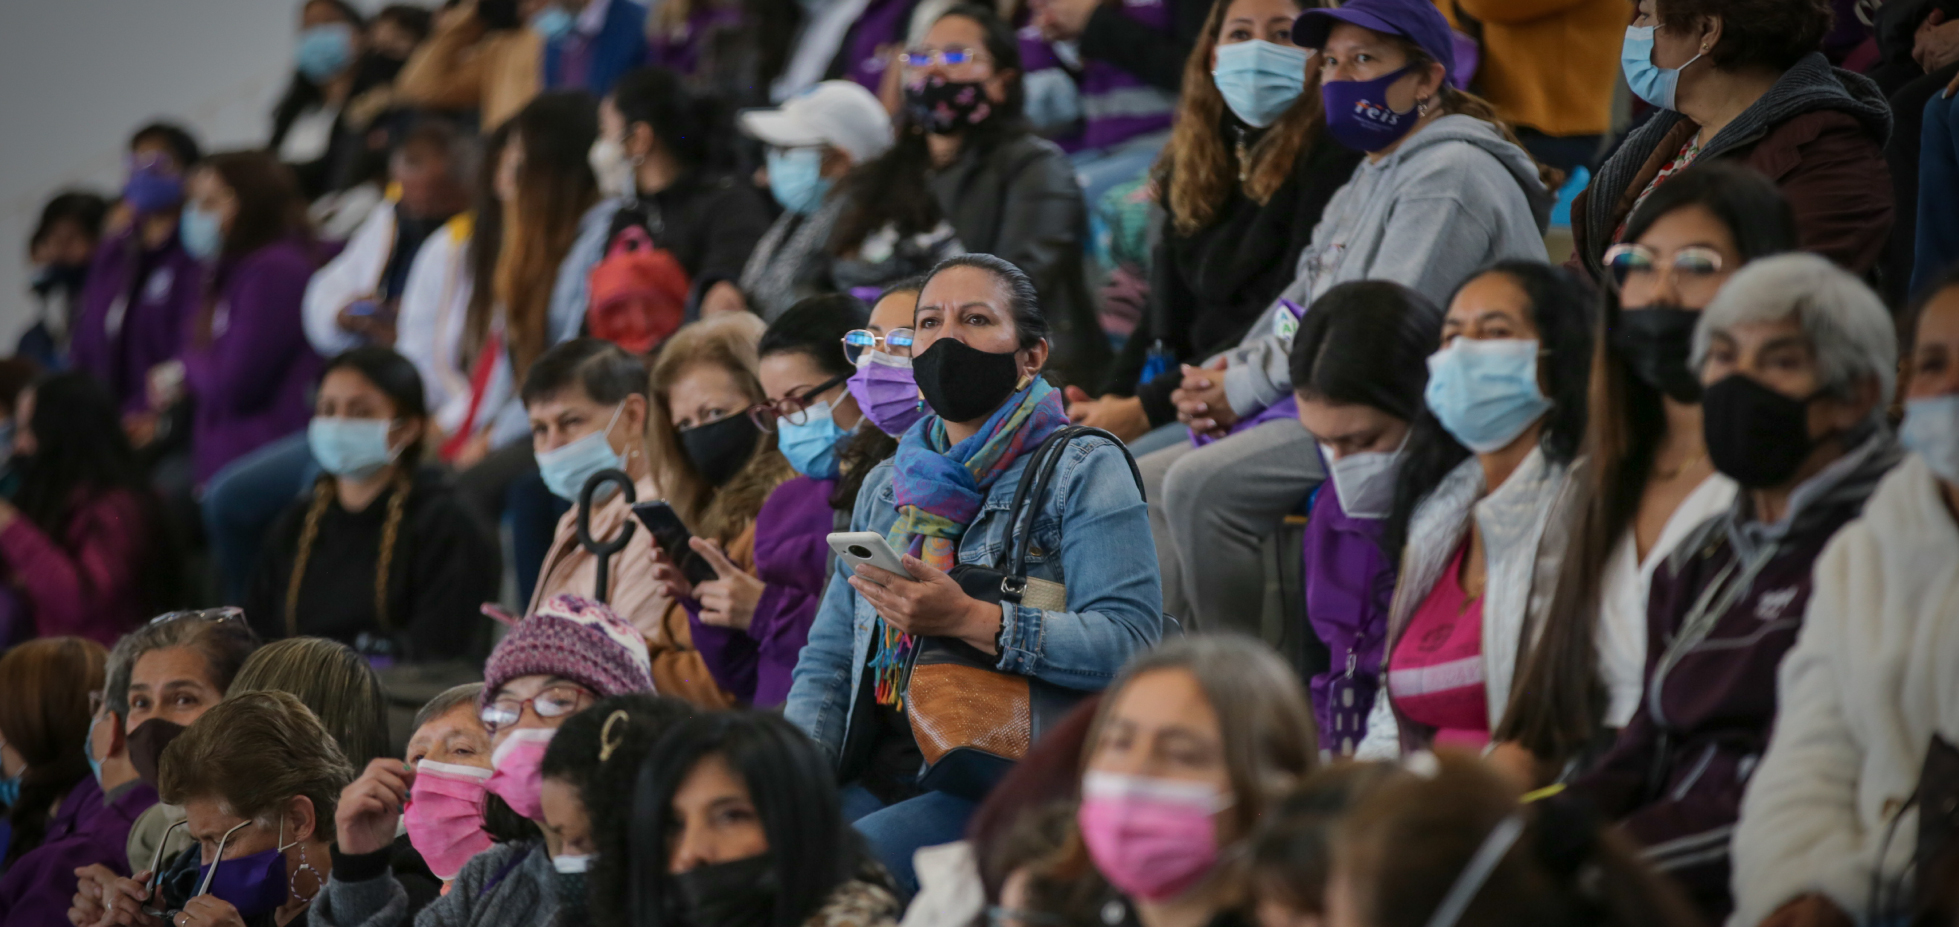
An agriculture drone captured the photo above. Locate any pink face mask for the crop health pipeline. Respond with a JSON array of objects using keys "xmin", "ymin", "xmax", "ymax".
[
  {"xmin": 484, "ymin": 728, "xmax": 555, "ymax": 821},
  {"xmin": 404, "ymin": 760, "xmax": 496, "ymax": 880},
  {"xmin": 847, "ymin": 352, "xmax": 927, "ymax": 437},
  {"xmin": 1077, "ymin": 771, "xmax": 1231, "ymax": 903}
]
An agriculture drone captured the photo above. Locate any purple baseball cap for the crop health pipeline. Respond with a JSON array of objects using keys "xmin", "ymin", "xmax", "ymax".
[{"xmin": 1296, "ymin": 0, "xmax": 1456, "ymax": 83}]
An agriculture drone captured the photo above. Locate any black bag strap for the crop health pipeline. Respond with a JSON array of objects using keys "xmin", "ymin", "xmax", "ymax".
[{"xmin": 998, "ymin": 425, "xmax": 1145, "ymax": 579}]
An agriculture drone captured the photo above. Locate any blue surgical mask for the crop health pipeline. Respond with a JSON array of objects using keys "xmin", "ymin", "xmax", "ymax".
[
  {"xmin": 531, "ymin": 6, "xmax": 576, "ymax": 42},
  {"xmin": 766, "ymin": 148, "xmax": 831, "ymax": 216},
  {"xmin": 538, "ymin": 404, "xmax": 625, "ymax": 502},
  {"xmin": 84, "ymin": 713, "xmax": 105, "ymax": 784},
  {"xmin": 180, "ymin": 206, "xmax": 223, "ymax": 261},
  {"xmin": 777, "ymin": 399, "xmax": 851, "ymax": 479},
  {"xmin": 1423, "ymin": 338, "xmax": 1552, "ymax": 454},
  {"xmin": 1212, "ymin": 40, "xmax": 1310, "ymax": 128},
  {"xmin": 1620, "ymin": 25, "xmax": 1702, "ymax": 111},
  {"xmin": 296, "ymin": 23, "xmax": 356, "ymax": 83},
  {"xmin": 1902, "ymin": 393, "xmax": 1959, "ymax": 485},
  {"xmin": 310, "ymin": 417, "xmax": 401, "ymax": 480},
  {"xmin": 0, "ymin": 770, "xmax": 18, "ymax": 807}
]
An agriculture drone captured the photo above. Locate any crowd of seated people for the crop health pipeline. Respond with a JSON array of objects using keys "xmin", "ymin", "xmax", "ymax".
[{"xmin": 8, "ymin": 0, "xmax": 1959, "ymax": 924}]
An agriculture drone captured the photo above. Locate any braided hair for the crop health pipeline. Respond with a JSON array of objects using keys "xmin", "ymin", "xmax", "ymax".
[{"xmin": 285, "ymin": 348, "xmax": 430, "ymax": 639}]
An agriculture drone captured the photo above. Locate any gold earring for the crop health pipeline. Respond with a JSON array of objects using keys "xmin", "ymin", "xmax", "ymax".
[{"xmin": 1015, "ymin": 372, "xmax": 1034, "ymax": 390}]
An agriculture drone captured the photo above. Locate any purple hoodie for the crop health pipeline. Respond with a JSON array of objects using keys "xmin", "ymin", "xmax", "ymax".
[
  {"xmin": 180, "ymin": 238, "xmax": 323, "ymax": 485},
  {"xmin": 0, "ymin": 775, "xmax": 159, "ymax": 927},
  {"xmin": 68, "ymin": 227, "xmax": 203, "ymax": 415},
  {"xmin": 1300, "ymin": 476, "xmax": 1395, "ymax": 755},
  {"xmin": 688, "ymin": 475, "xmax": 835, "ymax": 707}
]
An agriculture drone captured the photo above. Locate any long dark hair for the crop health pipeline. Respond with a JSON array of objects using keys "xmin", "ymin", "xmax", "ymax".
[
  {"xmin": 194, "ymin": 151, "xmax": 315, "ymax": 345},
  {"xmin": 757, "ymin": 295, "xmax": 898, "ymax": 512},
  {"xmin": 15, "ymin": 372, "xmax": 184, "ymax": 616},
  {"xmin": 0, "ymin": 637, "xmax": 106, "ymax": 866},
  {"xmin": 627, "ymin": 712, "xmax": 876, "ymax": 927},
  {"xmin": 828, "ymin": 4, "xmax": 1024, "ymax": 257},
  {"xmin": 1496, "ymin": 164, "xmax": 1797, "ymax": 766},
  {"xmin": 557, "ymin": 694, "xmax": 699, "ymax": 927},
  {"xmin": 1383, "ymin": 262, "xmax": 1595, "ymax": 559},
  {"xmin": 610, "ymin": 66, "xmax": 735, "ymax": 174}
]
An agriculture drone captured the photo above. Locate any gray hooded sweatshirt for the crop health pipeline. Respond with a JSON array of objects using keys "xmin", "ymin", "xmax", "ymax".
[{"xmin": 1220, "ymin": 114, "xmax": 1552, "ymax": 415}]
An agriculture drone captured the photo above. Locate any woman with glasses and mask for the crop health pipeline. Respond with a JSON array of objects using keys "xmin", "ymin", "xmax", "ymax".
[
  {"xmin": 1569, "ymin": 254, "xmax": 1903, "ymax": 922},
  {"xmin": 242, "ymin": 348, "xmax": 498, "ymax": 663},
  {"xmin": 841, "ymin": 279, "xmax": 926, "ymax": 441},
  {"xmin": 642, "ymin": 314, "xmax": 796, "ymax": 709},
  {"xmin": 1356, "ymin": 261, "xmax": 1594, "ymax": 761},
  {"xmin": 1492, "ymin": 162, "xmax": 1792, "ymax": 787},
  {"xmin": 651, "ymin": 296, "xmax": 897, "ymax": 709},
  {"xmin": 311, "ymin": 594, "xmax": 654, "ymax": 927},
  {"xmin": 83, "ymin": 691, "xmax": 351, "ymax": 927},
  {"xmin": 785, "ymin": 254, "xmax": 1161, "ymax": 895}
]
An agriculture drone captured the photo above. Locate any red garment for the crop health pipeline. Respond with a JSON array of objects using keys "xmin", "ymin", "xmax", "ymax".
[
  {"xmin": 1387, "ymin": 541, "xmax": 1489, "ymax": 750},
  {"xmin": 0, "ymin": 489, "xmax": 152, "ymax": 645}
]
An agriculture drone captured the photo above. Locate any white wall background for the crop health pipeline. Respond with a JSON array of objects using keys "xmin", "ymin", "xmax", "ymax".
[{"xmin": 0, "ymin": 0, "xmax": 341, "ymax": 348}]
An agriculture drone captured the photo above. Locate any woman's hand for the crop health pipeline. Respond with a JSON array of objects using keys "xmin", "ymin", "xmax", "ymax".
[
  {"xmin": 93, "ymin": 870, "xmax": 164, "ymax": 927},
  {"xmin": 69, "ymin": 864, "xmax": 117, "ymax": 927},
  {"xmin": 337, "ymin": 759, "xmax": 414, "ymax": 857},
  {"xmin": 848, "ymin": 555, "xmax": 1002, "ymax": 654},
  {"xmin": 689, "ymin": 538, "xmax": 764, "ymax": 632},
  {"xmin": 649, "ymin": 545, "xmax": 695, "ymax": 602},
  {"xmin": 172, "ymin": 896, "xmax": 246, "ymax": 927},
  {"xmin": 1171, "ymin": 359, "xmax": 1237, "ymax": 437},
  {"xmin": 1063, "ymin": 388, "xmax": 1151, "ymax": 442}
]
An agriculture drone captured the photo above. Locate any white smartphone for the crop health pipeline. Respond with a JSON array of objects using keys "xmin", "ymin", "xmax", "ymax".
[{"xmin": 826, "ymin": 532, "xmax": 916, "ymax": 582}]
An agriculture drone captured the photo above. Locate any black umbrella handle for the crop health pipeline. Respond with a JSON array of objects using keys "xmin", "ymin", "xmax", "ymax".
[{"xmin": 575, "ymin": 469, "xmax": 639, "ymax": 602}]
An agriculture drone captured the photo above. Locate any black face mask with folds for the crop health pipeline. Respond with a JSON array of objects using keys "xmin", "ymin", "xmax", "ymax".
[
  {"xmin": 671, "ymin": 854, "xmax": 778, "ymax": 927},
  {"xmin": 680, "ymin": 414, "xmax": 762, "ymax": 486},
  {"xmin": 912, "ymin": 337, "xmax": 1023, "ymax": 424},
  {"xmin": 1702, "ymin": 373, "xmax": 1830, "ymax": 489},
  {"xmin": 127, "ymin": 718, "xmax": 188, "ymax": 786},
  {"xmin": 1610, "ymin": 304, "xmax": 1703, "ymax": 403}
]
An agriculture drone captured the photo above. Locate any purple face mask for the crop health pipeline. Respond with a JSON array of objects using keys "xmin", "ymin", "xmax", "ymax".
[
  {"xmin": 848, "ymin": 352, "xmax": 927, "ymax": 436},
  {"xmin": 123, "ymin": 156, "xmax": 185, "ymax": 216},
  {"xmin": 1321, "ymin": 66, "xmax": 1418, "ymax": 152},
  {"xmin": 195, "ymin": 819, "xmax": 296, "ymax": 918}
]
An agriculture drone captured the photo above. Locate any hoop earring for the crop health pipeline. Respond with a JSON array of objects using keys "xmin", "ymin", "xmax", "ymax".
[{"xmin": 291, "ymin": 843, "xmax": 321, "ymax": 903}]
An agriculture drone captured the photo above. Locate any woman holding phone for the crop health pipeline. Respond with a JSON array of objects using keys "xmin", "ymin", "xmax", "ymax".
[{"xmin": 784, "ymin": 254, "xmax": 1163, "ymax": 896}]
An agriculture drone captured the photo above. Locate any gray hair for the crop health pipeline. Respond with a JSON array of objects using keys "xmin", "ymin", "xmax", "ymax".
[
  {"xmin": 1692, "ymin": 253, "xmax": 1896, "ymax": 411},
  {"xmin": 104, "ymin": 610, "xmax": 262, "ymax": 717},
  {"xmin": 413, "ymin": 683, "xmax": 485, "ymax": 733}
]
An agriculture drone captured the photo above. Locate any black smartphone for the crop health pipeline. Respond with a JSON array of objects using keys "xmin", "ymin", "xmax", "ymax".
[{"xmin": 631, "ymin": 501, "xmax": 718, "ymax": 585}]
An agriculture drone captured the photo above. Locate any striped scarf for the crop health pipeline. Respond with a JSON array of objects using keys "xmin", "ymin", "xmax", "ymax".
[{"xmin": 870, "ymin": 379, "xmax": 1067, "ymax": 705}]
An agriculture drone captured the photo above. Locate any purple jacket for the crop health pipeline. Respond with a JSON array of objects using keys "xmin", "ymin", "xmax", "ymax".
[
  {"xmin": 1300, "ymin": 476, "xmax": 1394, "ymax": 755},
  {"xmin": 0, "ymin": 776, "xmax": 159, "ymax": 927},
  {"xmin": 180, "ymin": 238, "xmax": 323, "ymax": 485},
  {"xmin": 68, "ymin": 227, "xmax": 203, "ymax": 415},
  {"xmin": 834, "ymin": 0, "xmax": 915, "ymax": 92},
  {"xmin": 689, "ymin": 476, "xmax": 835, "ymax": 707},
  {"xmin": 1573, "ymin": 433, "xmax": 1901, "ymax": 921}
]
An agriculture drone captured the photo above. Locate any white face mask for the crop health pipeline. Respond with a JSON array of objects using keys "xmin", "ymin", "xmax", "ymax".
[
  {"xmin": 588, "ymin": 137, "xmax": 634, "ymax": 199},
  {"xmin": 1324, "ymin": 434, "xmax": 1408, "ymax": 520},
  {"xmin": 1902, "ymin": 394, "xmax": 1959, "ymax": 485}
]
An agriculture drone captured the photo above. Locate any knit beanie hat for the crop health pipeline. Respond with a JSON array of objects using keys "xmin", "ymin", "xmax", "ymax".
[{"xmin": 481, "ymin": 594, "xmax": 654, "ymax": 705}]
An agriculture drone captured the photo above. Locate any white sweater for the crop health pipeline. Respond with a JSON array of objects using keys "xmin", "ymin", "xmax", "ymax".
[{"xmin": 1729, "ymin": 454, "xmax": 1959, "ymax": 926}]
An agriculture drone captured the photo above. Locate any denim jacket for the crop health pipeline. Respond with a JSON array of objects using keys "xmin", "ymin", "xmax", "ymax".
[{"xmin": 784, "ymin": 431, "xmax": 1164, "ymax": 763}]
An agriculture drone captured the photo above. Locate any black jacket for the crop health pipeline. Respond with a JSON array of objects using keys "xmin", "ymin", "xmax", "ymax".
[{"xmin": 1104, "ymin": 132, "xmax": 1363, "ymax": 425}]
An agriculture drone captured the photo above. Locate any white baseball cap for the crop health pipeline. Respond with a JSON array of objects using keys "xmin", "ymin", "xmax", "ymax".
[{"xmin": 740, "ymin": 81, "xmax": 894, "ymax": 164}]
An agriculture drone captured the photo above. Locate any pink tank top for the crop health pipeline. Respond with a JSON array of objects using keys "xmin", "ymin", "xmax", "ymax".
[{"xmin": 1388, "ymin": 540, "xmax": 1489, "ymax": 750}]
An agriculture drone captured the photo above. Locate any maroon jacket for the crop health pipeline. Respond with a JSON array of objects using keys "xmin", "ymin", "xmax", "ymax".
[
  {"xmin": 1573, "ymin": 52, "xmax": 1893, "ymax": 280},
  {"xmin": 1572, "ymin": 432, "xmax": 1902, "ymax": 922}
]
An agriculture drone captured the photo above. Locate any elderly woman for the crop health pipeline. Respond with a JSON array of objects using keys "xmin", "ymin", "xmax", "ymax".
[
  {"xmin": 90, "ymin": 690, "xmax": 354, "ymax": 927},
  {"xmin": 785, "ymin": 254, "xmax": 1162, "ymax": 895},
  {"xmin": 1572, "ymin": 253, "xmax": 1903, "ymax": 922},
  {"xmin": 1572, "ymin": 0, "xmax": 1892, "ymax": 281},
  {"xmin": 1728, "ymin": 269, "xmax": 1959, "ymax": 927}
]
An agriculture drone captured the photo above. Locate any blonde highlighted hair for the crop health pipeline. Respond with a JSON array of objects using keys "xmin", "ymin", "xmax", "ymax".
[{"xmin": 646, "ymin": 313, "xmax": 796, "ymax": 543}]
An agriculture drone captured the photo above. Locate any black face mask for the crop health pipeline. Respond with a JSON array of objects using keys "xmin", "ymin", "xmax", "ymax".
[
  {"xmin": 912, "ymin": 337, "xmax": 1024, "ymax": 424},
  {"xmin": 904, "ymin": 76, "xmax": 996, "ymax": 135},
  {"xmin": 127, "ymin": 718, "xmax": 189, "ymax": 786},
  {"xmin": 477, "ymin": 0, "xmax": 522, "ymax": 30},
  {"xmin": 1702, "ymin": 374, "xmax": 1827, "ymax": 489},
  {"xmin": 31, "ymin": 263, "xmax": 88, "ymax": 301},
  {"xmin": 680, "ymin": 414, "xmax": 761, "ymax": 486},
  {"xmin": 1610, "ymin": 305, "xmax": 1703, "ymax": 403},
  {"xmin": 671, "ymin": 854, "xmax": 778, "ymax": 927}
]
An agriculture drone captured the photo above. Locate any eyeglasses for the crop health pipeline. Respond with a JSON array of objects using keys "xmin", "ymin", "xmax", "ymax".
[
  {"xmin": 746, "ymin": 372, "xmax": 851, "ymax": 432},
  {"xmin": 1603, "ymin": 243, "xmax": 1725, "ymax": 290},
  {"xmin": 901, "ymin": 46, "xmax": 989, "ymax": 69},
  {"xmin": 480, "ymin": 684, "xmax": 593, "ymax": 734},
  {"xmin": 148, "ymin": 606, "xmax": 248, "ymax": 627},
  {"xmin": 842, "ymin": 328, "xmax": 915, "ymax": 365}
]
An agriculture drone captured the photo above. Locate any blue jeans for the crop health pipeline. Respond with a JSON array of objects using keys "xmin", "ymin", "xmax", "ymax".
[
  {"xmin": 203, "ymin": 433, "xmax": 318, "ymax": 603},
  {"xmin": 845, "ymin": 788, "xmax": 976, "ymax": 899},
  {"xmin": 1915, "ymin": 92, "xmax": 1959, "ymax": 296}
]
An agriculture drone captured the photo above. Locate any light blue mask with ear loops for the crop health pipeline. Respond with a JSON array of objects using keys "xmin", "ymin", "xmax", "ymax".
[{"xmin": 1621, "ymin": 25, "xmax": 1703, "ymax": 111}]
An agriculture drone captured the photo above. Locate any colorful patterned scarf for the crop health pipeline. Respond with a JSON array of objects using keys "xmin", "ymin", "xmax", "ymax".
[{"xmin": 870, "ymin": 378, "xmax": 1068, "ymax": 705}]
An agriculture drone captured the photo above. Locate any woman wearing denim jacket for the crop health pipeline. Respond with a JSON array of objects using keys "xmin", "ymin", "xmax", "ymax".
[{"xmin": 784, "ymin": 254, "xmax": 1163, "ymax": 897}]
